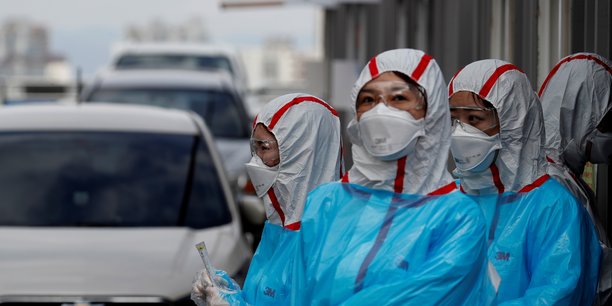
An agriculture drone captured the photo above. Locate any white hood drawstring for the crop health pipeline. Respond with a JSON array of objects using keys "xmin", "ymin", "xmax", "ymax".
[
  {"xmin": 342, "ymin": 49, "xmax": 455, "ymax": 195},
  {"xmin": 251, "ymin": 93, "xmax": 343, "ymax": 230},
  {"xmin": 449, "ymin": 59, "xmax": 547, "ymax": 194}
]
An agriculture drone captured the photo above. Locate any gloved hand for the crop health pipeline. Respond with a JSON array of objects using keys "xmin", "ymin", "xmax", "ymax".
[{"xmin": 191, "ymin": 269, "xmax": 230, "ymax": 306}]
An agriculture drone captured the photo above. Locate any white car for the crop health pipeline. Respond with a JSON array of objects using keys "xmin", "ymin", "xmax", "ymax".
[
  {"xmin": 82, "ymin": 69, "xmax": 252, "ymax": 180},
  {"xmin": 0, "ymin": 103, "xmax": 252, "ymax": 305},
  {"xmin": 81, "ymin": 69, "xmax": 265, "ymax": 250},
  {"xmin": 108, "ymin": 42, "xmax": 249, "ymax": 97}
]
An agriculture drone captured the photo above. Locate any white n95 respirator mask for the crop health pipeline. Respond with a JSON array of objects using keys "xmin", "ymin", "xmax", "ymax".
[
  {"xmin": 450, "ymin": 121, "xmax": 502, "ymax": 172},
  {"xmin": 357, "ymin": 102, "xmax": 425, "ymax": 161},
  {"xmin": 245, "ymin": 155, "xmax": 280, "ymax": 197}
]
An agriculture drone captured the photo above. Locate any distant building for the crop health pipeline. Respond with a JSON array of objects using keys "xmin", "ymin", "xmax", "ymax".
[
  {"xmin": 239, "ymin": 36, "xmax": 328, "ymax": 117},
  {"xmin": 240, "ymin": 36, "xmax": 308, "ymax": 90},
  {"xmin": 0, "ymin": 19, "xmax": 74, "ymax": 104},
  {"xmin": 0, "ymin": 19, "xmax": 69, "ymax": 79}
]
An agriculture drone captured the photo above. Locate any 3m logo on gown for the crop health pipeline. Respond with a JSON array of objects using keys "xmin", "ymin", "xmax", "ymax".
[
  {"xmin": 264, "ymin": 287, "xmax": 276, "ymax": 298},
  {"xmin": 495, "ymin": 251, "xmax": 510, "ymax": 261},
  {"xmin": 397, "ymin": 259, "xmax": 409, "ymax": 271}
]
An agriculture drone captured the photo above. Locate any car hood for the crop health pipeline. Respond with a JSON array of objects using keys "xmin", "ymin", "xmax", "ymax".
[
  {"xmin": 215, "ymin": 138, "xmax": 251, "ymax": 181},
  {"xmin": 0, "ymin": 226, "xmax": 249, "ymax": 300}
]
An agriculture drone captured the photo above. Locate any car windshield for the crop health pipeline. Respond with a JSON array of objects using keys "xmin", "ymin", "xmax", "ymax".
[
  {"xmin": 87, "ymin": 88, "xmax": 248, "ymax": 138},
  {"xmin": 115, "ymin": 54, "xmax": 235, "ymax": 75},
  {"xmin": 0, "ymin": 131, "xmax": 231, "ymax": 228}
]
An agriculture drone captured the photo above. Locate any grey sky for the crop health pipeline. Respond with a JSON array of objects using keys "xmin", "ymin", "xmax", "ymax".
[{"xmin": 0, "ymin": 0, "xmax": 321, "ymax": 75}]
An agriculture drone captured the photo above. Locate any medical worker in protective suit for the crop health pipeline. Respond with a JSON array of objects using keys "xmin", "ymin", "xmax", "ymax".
[
  {"xmin": 448, "ymin": 58, "xmax": 601, "ymax": 305},
  {"xmin": 539, "ymin": 52, "xmax": 612, "ymax": 303},
  {"xmin": 191, "ymin": 93, "xmax": 343, "ymax": 306},
  {"xmin": 289, "ymin": 49, "xmax": 496, "ymax": 305}
]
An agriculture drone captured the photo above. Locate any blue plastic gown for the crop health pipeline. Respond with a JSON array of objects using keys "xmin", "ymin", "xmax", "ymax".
[
  {"xmin": 242, "ymin": 221, "xmax": 297, "ymax": 305},
  {"xmin": 217, "ymin": 180, "xmax": 496, "ymax": 305},
  {"xmin": 216, "ymin": 221, "xmax": 298, "ymax": 306},
  {"xmin": 467, "ymin": 177, "xmax": 601, "ymax": 305},
  {"xmin": 290, "ymin": 182, "xmax": 497, "ymax": 305}
]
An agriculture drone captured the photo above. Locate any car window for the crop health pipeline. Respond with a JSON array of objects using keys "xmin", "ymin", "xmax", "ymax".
[
  {"xmin": 0, "ymin": 131, "xmax": 232, "ymax": 228},
  {"xmin": 115, "ymin": 54, "xmax": 235, "ymax": 75},
  {"xmin": 87, "ymin": 88, "xmax": 249, "ymax": 139}
]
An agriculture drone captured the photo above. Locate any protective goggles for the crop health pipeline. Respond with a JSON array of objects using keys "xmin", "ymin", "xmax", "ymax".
[
  {"xmin": 356, "ymin": 81, "xmax": 425, "ymax": 114},
  {"xmin": 450, "ymin": 106, "xmax": 499, "ymax": 133},
  {"xmin": 250, "ymin": 138, "xmax": 278, "ymax": 156}
]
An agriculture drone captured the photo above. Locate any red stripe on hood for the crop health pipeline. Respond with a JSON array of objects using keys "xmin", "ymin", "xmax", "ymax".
[
  {"xmin": 538, "ymin": 54, "xmax": 612, "ymax": 97},
  {"xmin": 448, "ymin": 67, "xmax": 464, "ymax": 96},
  {"xmin": 252, "ymin": 114, "xmax": 258, "ymax": 129},
  {"xmin": 368, "ymin": 57, "xmax": 379, "ymax": 78},
  {"xmin": 518, "ymin": 174, "xmax": 550, "ymax": 193},
  {"xmin": 268, "ymin": 96, "xmax": 338, "ymax": 130},
  {"xmin": 267, "ymin": 188, "xmax": 286, "ymax": 226},
  {"xmin": 479, "ymin": 64, "xmax": 523, "ymax": 98},
  {"xmin": 489, "ymin": 164, "xmax": 505, "ymax": 194},
  {"xmin": 411, "ymin": 54, "xmax": 433, "ymax": 81},
  {"xmin": 394, "ymin": 156, "xmax": 407, "ymax": 193}
]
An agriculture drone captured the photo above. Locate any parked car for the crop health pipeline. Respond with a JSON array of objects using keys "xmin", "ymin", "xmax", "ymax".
[
  {"xmin": 108, "ymin": 42, "xmax": 249, "ymax": 97},
  {"xmin": 81, "ymin": 70, "xmax": 265, "ymax": 249},
  {"xmin": 0, "ymin": 103, "xmax": 253, "ymax": 305}
]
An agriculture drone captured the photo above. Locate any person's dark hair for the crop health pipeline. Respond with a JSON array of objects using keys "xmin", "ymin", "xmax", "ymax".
[{"xmin": 467, "ymin": 92, "xmax": 495, "ymax": 109}]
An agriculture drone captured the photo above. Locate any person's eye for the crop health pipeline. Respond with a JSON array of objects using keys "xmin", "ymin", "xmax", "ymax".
[
  {"xmin": 360, "ymin": 96, "xmax": 374, "ymax": 104},
  {"xmin": 468, "ymin": 115, "xmax": 482, "ymax": 122},
  {"xmin": 392, "ymin": 94, "xmax": 408, "ymax": 101},
  {"xmin": 254, "ymin": 141, "xmax": 267, "ymax": 150}
]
